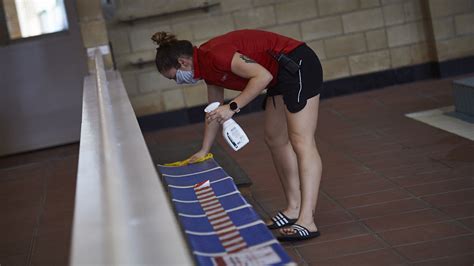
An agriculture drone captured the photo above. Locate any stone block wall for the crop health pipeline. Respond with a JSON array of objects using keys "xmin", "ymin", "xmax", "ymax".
[
  {"xmin": 107, "ymin": 0, "xmax": 474, "ymax": 116},
  {"xmin": 427, "ymin": 0, "xmax": 474, "ymax": 61},
  {"xmin": 3, "ymin": 0, "xmax": 21, "ymax": 39}
]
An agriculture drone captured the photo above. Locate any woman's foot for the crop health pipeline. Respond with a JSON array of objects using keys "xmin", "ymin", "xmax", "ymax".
[
  {"xmin": 266, "ymin": 209, "xmax": 299, "ymax": 229},
  {"xmin": 279, "ymin": 220, "xmax": 318, "ymax": 237},
  {"xmin": 277, "ymin": 223, "xmax": 320, "ymax": 241}
]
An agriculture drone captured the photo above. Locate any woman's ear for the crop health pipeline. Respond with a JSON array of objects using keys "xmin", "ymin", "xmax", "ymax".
[
  {"xmin": 178, "ymin": 56, "xmax": 192, "ymax": 68},
  {"xmin": 177, "ymin": 57, "xmax": 186, "ymax": 67}
]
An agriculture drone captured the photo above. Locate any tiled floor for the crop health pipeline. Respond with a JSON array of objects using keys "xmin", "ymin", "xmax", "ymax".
[
  {"xmin": 0, "ymin": 144, "xmax": 78, "ymax": 266},
  {"xmin": 1, "ymin": 75, "xmax": 474, "ymax": 265}
]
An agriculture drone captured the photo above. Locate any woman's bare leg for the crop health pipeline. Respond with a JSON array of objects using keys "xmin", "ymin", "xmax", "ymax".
[
  {"xmin": 281, "ymin": 95, "xmax": 322, "ymax": 233},
  {"xmin": 263, "ymin": 95, "xmax": 301, "ymax": 221}
]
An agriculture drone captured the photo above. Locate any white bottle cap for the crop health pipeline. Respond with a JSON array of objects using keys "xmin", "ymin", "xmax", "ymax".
[{"xmin": 204, "ymin": 102, "xmax": 220, "ymax": 113}]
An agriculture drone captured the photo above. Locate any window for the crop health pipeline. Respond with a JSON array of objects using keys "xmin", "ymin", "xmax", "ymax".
[{"xmin": 2, "ymin": 0, "xmax": 68, "ymax": 40}]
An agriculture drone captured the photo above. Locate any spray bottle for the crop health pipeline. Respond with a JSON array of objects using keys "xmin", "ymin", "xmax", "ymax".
[{"xmin": 204, "ymin": 102, "xmax": 249, "ymax": 151}]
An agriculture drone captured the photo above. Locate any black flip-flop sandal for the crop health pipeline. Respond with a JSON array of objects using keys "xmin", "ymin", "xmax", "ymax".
[
  {"xmin": 277, "ymin": 224, "xmax": 320, "ymax": 241},
  {"xmin": 267, "ymin": 211, "xmax": 297, "ymax": 229}
]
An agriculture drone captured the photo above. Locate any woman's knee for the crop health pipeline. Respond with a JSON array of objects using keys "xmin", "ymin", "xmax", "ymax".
[
  {"xmin": 264, "ymin": 130, "xmax": 289, "ymax": 149},
  {"xmin": 289, "ymin": 132, "xmax": 316, "ymax": 154}
]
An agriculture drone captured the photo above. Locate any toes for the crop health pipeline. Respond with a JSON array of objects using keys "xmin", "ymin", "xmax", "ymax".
[{"xmin": 279, "ymin": 227, "xmax": 296, "ymax": 235}]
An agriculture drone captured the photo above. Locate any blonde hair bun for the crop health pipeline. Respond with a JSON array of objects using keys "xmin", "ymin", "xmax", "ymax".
[{"xmin": 151, "ymin": 32, "xmax": 177, "ymax": 47}]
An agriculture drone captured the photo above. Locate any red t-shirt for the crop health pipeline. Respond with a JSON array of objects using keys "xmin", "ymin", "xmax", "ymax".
[{"xmin": 193, "ymin": 29, "xmax": 304, "ymax": 91}]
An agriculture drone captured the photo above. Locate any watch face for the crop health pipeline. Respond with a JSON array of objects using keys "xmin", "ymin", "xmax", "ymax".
[{"xmin": 230, "ymin": 102, "xmax": 238, "ymax": 111}]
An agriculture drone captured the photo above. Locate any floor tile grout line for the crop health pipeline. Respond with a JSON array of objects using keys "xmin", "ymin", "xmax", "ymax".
[
  {"xmin": 390, "ymin": 232, "xmax": 474, "ymax": 248},
  {"xmin": 355, "ymin": 161, "xmax": 451, "ymax": 176},
  {"xmin": 291, "ymin": 233, "xmax": 372, "ymax": 248},
  {"xmin": 0, "ymin": 161, "xmax": 45, "ymax": 172},
  {"xmin": 356, "ymin": 149, "xmax": 450, "ymax": 162},
  {"xmin": 301, "ymin": 247, "xmax": 396, "ymax": 264},
  {"xmin": 402, "ymin": 175, "xmax": 473, "ymax": 189},
  {"xmin": 409, "ymin": 251, "xmax": 474, "ymax": 264},
  {"xmin": 456, "ymin": 215, "xmax": 474, "ymax": 222},
  {"xmin": 345, "ymin": 197, "xmax": 419, "ymax": 210},
  {"xmin": 321, "ymin": 184, "xmax": 396, "ymax": 200},
  {"xmin": 359, "ymin": 220, "xmax": 412, "ymax": 264},
  {"xmin": 429, "ymin": 156, "xmax": 457, "ymax": 170},
  {"xmin": 291, "ymin": 246, "xmax": 308, "ymax": 266},
  {"xmin": 389, "ymin": 173, "xmax": 474, "ymax": 188},
  {"xmin": 373, "ymin": 219, "xmax": 471, "ymax": 234},
  {"xmin": 25, "ymin": 164, "xmax": 50, "ymax": 266},
  {"xmin": 415, "ymin": 186, "xmax": 474, "ymax": 199},
  {"xmin": 357, "ymin": 207, "xmax": 434, "ymax": 222},
  {"xmin": 263, "ymin": 206, "xmax": 349, "ymax": 217},
  {"xmin": 428, "ymin": 201, "xmax": 474, "ymax": 208},
  {"xmin": 455, "ymin": 216, "xmax": 474, "ymax": 234},
  {"xmin": 316, "ymin": 220, "xmax": 365, "ymax": 230},
  {"xmin": 0, "ymin": 153, "xmax": 79, "ymax": 173}
]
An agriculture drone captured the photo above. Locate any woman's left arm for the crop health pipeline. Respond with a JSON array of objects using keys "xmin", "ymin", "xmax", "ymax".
[
  {"xmin": 207, "ymin": 52, "xmax": 273, "ymax": 123},
  {"xmin": 230, "ymin": 52, "xmax": 273, "ymax": 109}
]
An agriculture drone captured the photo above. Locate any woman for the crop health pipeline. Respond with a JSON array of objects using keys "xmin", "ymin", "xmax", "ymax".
[{"xmin": 151, "ymin": 29, "xmax": 323, "ymax": 241}]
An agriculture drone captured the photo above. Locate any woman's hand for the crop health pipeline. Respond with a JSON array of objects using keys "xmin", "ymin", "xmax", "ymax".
[
  {"xmin": 206, "ymin": 104, "xmax": 235, "ymax": 125},
  {"xmin": 188, "ymin": 149, "xmax": 209, "ymax": 164}
]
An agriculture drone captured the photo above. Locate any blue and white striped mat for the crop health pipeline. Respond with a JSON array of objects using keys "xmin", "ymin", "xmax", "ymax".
[{"xmin": 158, "ymin": 159, "xmax": 293, "ymax": 265}]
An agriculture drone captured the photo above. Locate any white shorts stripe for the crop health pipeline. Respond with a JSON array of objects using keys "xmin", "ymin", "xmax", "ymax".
[{"xmin": 297, "ymin": 59, "xmax": 303, "ymax": 103}]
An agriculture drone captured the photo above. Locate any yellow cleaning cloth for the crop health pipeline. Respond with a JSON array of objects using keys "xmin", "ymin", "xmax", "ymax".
[{"xmin": 164, "ymin": 153, "xmax": 214, "ymax": 167}]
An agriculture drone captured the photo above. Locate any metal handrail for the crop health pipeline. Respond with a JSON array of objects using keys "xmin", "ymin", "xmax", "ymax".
[{"xmin": 70, "ymin": 49, "xmax": 193, "ymax": 265}]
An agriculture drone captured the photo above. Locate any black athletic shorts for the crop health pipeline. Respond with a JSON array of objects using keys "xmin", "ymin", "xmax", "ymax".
[{"xmin": 263, "ymin": 43, "xmax": 323, "ymax": 113}]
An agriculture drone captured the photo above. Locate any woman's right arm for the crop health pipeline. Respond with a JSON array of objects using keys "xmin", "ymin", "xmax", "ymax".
[{"xmin": 188, "ymin": 84, "xmax": 224, "ymax": 162}]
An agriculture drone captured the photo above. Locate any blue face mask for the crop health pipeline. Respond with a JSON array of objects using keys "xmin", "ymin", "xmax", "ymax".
[{"xmin": 176, "ymin": 69, "xmax": 199, "ymax": 84}]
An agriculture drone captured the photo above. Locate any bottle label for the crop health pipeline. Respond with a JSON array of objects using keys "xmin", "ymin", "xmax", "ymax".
[
  {"xmin": 228, "ymin": 127, "xmax": 245, "ymax": 145},
  {"xmin": 226, "ymin": 131, "xmax": 239, "ymax": 149}
]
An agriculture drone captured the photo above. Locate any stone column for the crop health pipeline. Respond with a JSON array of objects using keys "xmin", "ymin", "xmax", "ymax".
[{"xmin": 76, "ymin": 0, "xmax": 113, "ymax": 72}]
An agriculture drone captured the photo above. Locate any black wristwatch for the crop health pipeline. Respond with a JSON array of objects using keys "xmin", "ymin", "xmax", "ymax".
[{"xmin": 229, "ymin": 101, "xmax": 240, "ymax": 113}]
